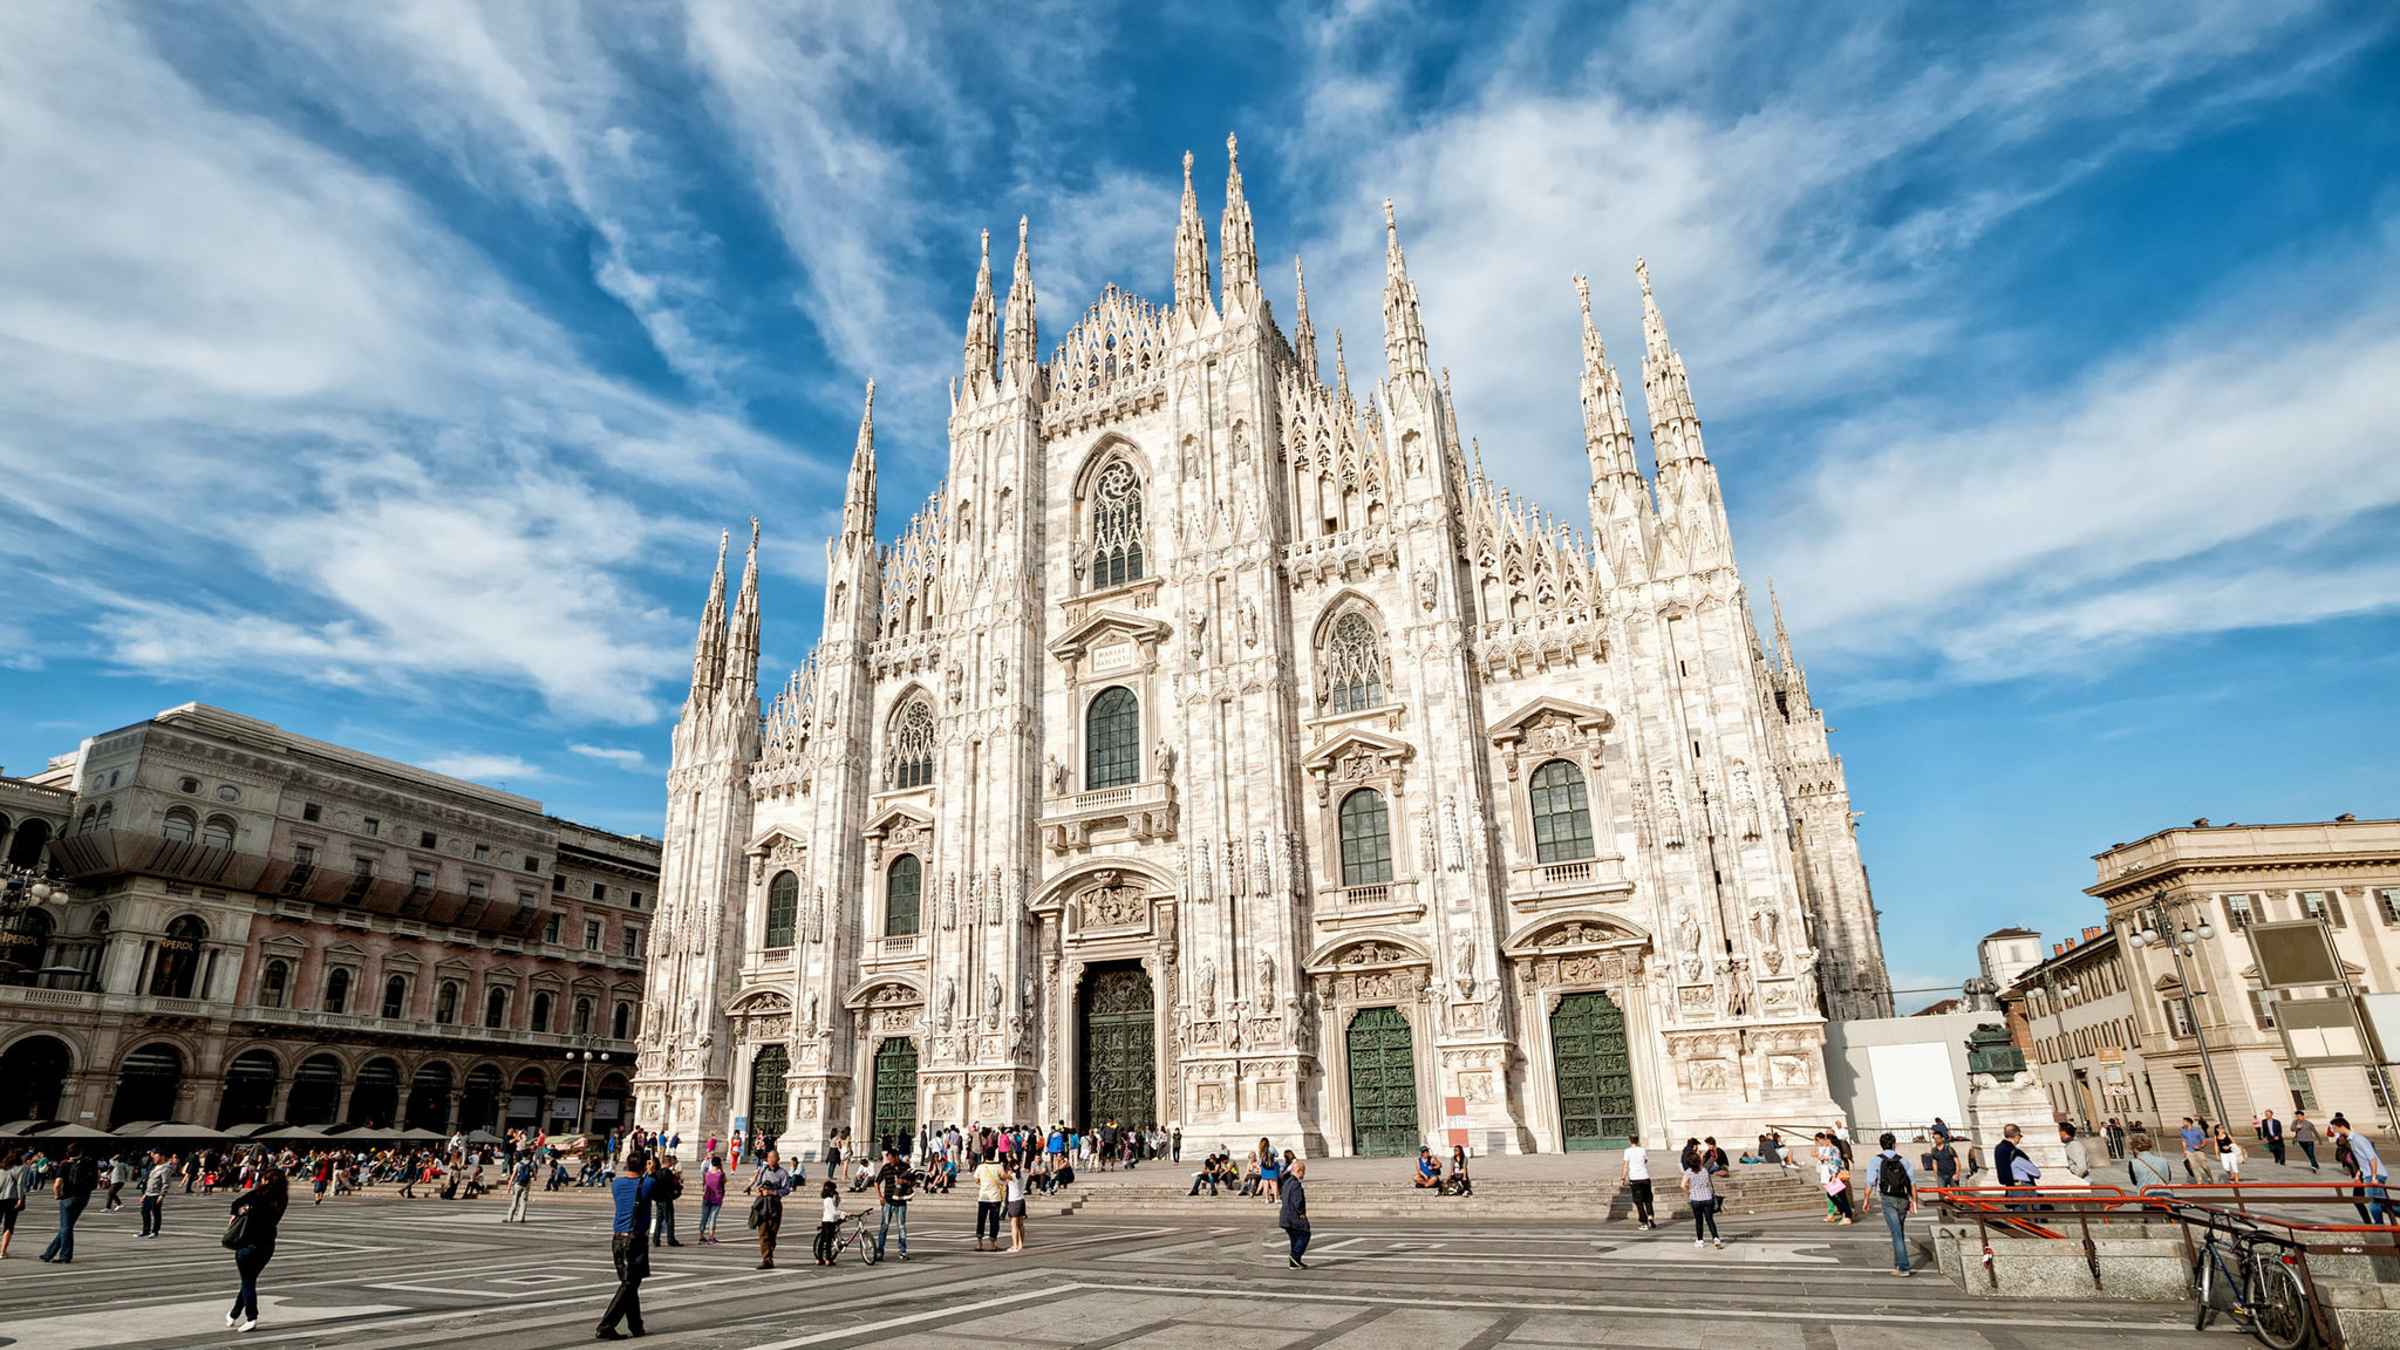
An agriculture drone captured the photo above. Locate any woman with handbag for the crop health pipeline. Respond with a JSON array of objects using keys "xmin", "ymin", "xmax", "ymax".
[{"xmin": 224, "ymin": 1165, "xmax": 288, "ymax": 1332}]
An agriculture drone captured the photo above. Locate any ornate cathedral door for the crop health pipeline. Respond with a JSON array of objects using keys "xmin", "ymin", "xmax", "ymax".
[
  {"xmin": 748, "ymin": 1045, "xmax": 789, "ymax": 1142},
  {"xmin": 1078, "ymin": 965, "xmax": 1156, "ymax": 1126},
  {"xmin": 1345, "ymin": 1006, "xmax": 1420, "ymax": 1156},
  {"xmin": 871, "ymin": 1039, "xmax": 917, "ymax": 1143},
  {"xmin": 1550, "ymin": 991, "xmax": 1635, "ymax": 1150}
]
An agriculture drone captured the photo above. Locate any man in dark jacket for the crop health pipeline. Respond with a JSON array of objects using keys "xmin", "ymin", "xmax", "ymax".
[
  {"xmin": 651, "ymin": 1155, "xmax": 683, "ymax": 1248},
  {"xmin": 38, "ymin": 1146, "xmax": 98, "ymax": 1264},
  {"xmin": 597, "ymin": 1152, "xmax": 654, "ymax": 1340},
  {"xmin": 1278, "ymin": 1157, "xmax": 1310, "ymax": 1269}
]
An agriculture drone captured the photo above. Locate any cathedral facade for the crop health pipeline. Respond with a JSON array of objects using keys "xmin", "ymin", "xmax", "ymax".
[{"xmin": 635, "ymin": 140, "xmax": 1891, "ymax": 1159}]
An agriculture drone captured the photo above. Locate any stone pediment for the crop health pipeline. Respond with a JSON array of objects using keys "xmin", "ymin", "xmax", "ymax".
[
  {"xmin": 843, "ymin": 975, "xmax": 926, "ymax": 1010},
  {"xmin": 1502, "ymin": 911, "xmax": 1648, "ymax": 956},
  {"xmin": 1486, "ymin": 696, "xmax": 1615, "ymax": 747},
  {"xmin": 1047, "ymin": 609, "xmax": 1168, "ymax": 661},
  {"xmin": 726, "ymin": 988, "xmax": 791, "ymax": 1017},
  {"xmin": 1304, "ymin": 932, "xmax": 1432, "ymax": 971},
  {"xmin": 1299, "ymin": 727, "xmax": 1414, "ymax": 775},
  {"xmin": 744, "ymin": 824, "xmax": 807, "ymax": 856},
  {"xmin": 863, "ymin": 806, "xmax": 934, "ymax": 851}
]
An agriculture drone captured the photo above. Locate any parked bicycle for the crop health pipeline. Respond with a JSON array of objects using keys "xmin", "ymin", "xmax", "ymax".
[{"xmin": 2181, "ymin": 1206, "xmax": 2312, "ymax": 1349}]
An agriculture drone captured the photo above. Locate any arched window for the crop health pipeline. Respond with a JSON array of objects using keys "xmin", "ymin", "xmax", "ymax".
[
  {"xmin": 78, "ymin": 807, "xmax": 95, "ymax": 833},
  {"xmin": 324, "ymin": 965, "xmax": 351, "ymax": 1014},
  {"xmin": 484, "ymin": 986, "xmax": 508, "ymax": 1028},
  {"xmin": 435, "ymin": 980, "xmax": 460, "ymax": 1024},
  {"xmin": 1321, "ymin": 609, "xmax": 1389, "ymax": 712},
  {"xmin": 258, "ymin": 959, "xmax": 290, "ymax": 1008},
  {"xmin": 1086, "ymin": 458, "xmax": 1147, "ymax": 589},
  {"xmin": 1337, "ymin": 789, "xmax": 1394, "ymax": 886},
  {"xmin": 162, "ymin": 808, "xmax": 197, "ymax": 843},
  {"xmin": 885, "ymin": 854, "xmax": 921, "ymax": 937},
  {"xmin": 885, "ymin": 698, "xmax": 936, "ymax": 790},
  {"xmin": 382, "ymin": 974, "xmax": 408, "ymax": 1019},
  {"xmin": 612, "ymin": 1002, "xmax": 632, "ymax": 1039},
  {"xmin": 1529, "ymin": 759, "xmax": 1596, "ymax": 863},
  {"xmin": 1084, "ymin": 686, "xmax": 1139, "ymax": 790},
  {"xmin": 95, "ymin": 801, "xmax": 114, "ymax": 831},
  {"xmin": 764, "ymin": 870, "xmax": 799, "ymax": 948},
  {"xmin": 201, "ymin": 815, "xmax": 236, "ymax": 849},
  {"xmin": 149, "ymin": 915, "xmax": 207, "ymax": 998},
  {"xmin": 573, "ymin": 996, "xmax": 594, "ymax": 1036},
  {"xmin": 530, "ymin": 990, "xmax": 553, "ymax": 1032}
]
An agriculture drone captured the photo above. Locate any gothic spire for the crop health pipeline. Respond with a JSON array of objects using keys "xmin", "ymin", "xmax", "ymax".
[
  {"xmin": 1637, "ymin": 256, "xmax": 1704, "ymax": 460},
  {"xmin": 1333, "ymin": 327, "xmax": 1352, "ymax": 406},
  {"xmin": 1291, "ymin": 256, "xmax": 1319, "ymax": 378},
  {"xmin": 1173, "ymin": 150, "xmax": 1211, "ymax": 317},
  {"xmin": 1770, "ymin": 582, "xmax": 1811, "ymax": 703},
  {"xmin": 1003, "ymin": 217, "xmax": 1039, "ymax": 387},
  {"xmin": 727, "ymin": 517, "xmax": 762, "ymax": 696},
  {"xmin": 689, "ymin": 529, "xmax": 729, "ymax": 698},
  {"xmin": 841, "ymin": 379, "xmax": 877, "ymax": 544},
  {"xmin": 1380, "ymin": 199, "xmax": 1430, "ymax": 382},
  {"xmin": 1218, "ymin": 134, "xmax": 1257, "ymax": 313},
  {"xmin": 1574, "ymin": 274, "xmax": 1641, "ymax": 479},
  {"xmin": 963, "ymin": 227, "xmax": 997, "ymax": 385}
]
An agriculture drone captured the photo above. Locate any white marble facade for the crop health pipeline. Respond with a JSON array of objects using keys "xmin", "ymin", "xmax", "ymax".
[{"xmin": 635, "ymin": 140, "xmax": 1892, "ymax": 1159}]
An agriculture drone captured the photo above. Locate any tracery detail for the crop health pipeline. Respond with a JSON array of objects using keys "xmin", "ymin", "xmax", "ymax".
[
  {"xmin": 1087, "ymin": 459, "xmax": 1147, "ymax": 590},
  {"xmin": 886, "ymin": 697, "xmax": 936, "ymax": 790},
  {"xmin": 1321, "ymin": 609, "xmax": 1390, "ymax": 712}
]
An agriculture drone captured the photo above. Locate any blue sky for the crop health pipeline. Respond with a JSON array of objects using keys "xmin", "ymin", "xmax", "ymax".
[{"xmin": 3, "ymin": 2, "xmax": 2396, "ymax": 1007}]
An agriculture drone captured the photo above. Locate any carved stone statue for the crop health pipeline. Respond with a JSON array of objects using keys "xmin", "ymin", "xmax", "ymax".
[
  {"xmin": 1046, "ymin": 755, "xmax": 1068, "ymax": 797},
  {"xmin": 940, "ymin": 978, "xmax": 956, "ymax": 1028},
  {"xmin": 1152, "ymin": 741, "xmax": 1176, "ymax": 782},
  {"xmin": 1199, "ymin": 959, "xmax": 1217, "ymax": 1017},
  {"xmin": 986, "ymin": 971, "xmax": 1004, "ymax": 1028},
  {"xmin": 1238, "ymin": 598, "xmax": 1259, "ymax": 648},
  {"xmin": 1256, "ymin": 951, "xmax": 1276, "ymax": 1004},
  {"xmin": 1674, "ymin": 905, "xmax": 1704, "ymax": 982},
  {"xmin": 804, "ymin": 991, "xmax": 820, "ymax": 1036}
]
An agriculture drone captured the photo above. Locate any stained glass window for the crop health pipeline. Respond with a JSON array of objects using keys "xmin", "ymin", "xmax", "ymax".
[
  {"xmin": 1338, "ymin": 789, "xmax": 1394, "ymax": 886},
  {"xmin": 1530, "ymin": 759, "xmax": 1595, "ymax": 862},
  {"xmin": 765, "ymin": 870, "xmax": 799, "ymax": 948},
  {"xmin": 1085, "ymin": 686, "xmax": 1139, "ymax": 789},
  {"xmin": 1323, "ymin": 610, "xmax": 1389, "ymax": 712},
  {"xmin": 886, "ymin": 698, "xmax": 936, "ymax": 790},
  {"xmin": 1087, "ymin": 460, "xmax": 1146, "ymax": 589},
  {"xmin": 885, "ymin": 854, "xmax": 921, "ymax": 937}
]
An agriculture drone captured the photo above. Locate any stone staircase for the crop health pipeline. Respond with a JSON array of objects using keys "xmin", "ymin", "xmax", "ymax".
[{"xmin": 1064, "ymin": 1171, "xmax": 1828, "ymax": 1221}]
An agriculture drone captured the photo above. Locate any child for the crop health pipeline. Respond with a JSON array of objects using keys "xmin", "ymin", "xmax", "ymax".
[{"xmin": 814, "ymin": 1178, "xmax": 843, "ymax": 1266}]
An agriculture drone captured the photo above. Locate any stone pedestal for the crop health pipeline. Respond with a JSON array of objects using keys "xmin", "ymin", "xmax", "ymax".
[{"xmin": 1968, "ymin": 1069, "xmax": 2085, "ymax": 1186}]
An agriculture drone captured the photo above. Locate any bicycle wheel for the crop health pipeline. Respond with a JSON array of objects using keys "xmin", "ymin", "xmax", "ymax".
[
  {"xmin": 858, "ymin": 1230, "xmax": 878, "ymax": 1265},
  {"xmin": 2193, "ymin": 1249, "xmax": 2218, "ymax": 1332},
  {"xmin": 2244, "ymin": 1255, "xmax": 2310, "ymax": 1350}
]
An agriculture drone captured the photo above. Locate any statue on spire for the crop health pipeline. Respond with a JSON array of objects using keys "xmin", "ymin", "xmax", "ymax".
[
  {"xmin": 1380, "ymin": 198, "xmax": 1431, "ymax": 382},
  {"xmin": 963, "ymin": 227, "xmax": 997, "ymax": 384},
  {"xmin": 1219, "ymin": 134, "xmax": 1257, "ymax": 313},
  {"xmin": 1004, "ymin": 217, "xmax": 1039, "ymax": 388},
  {"xmin": 1173, "ymin": 150, "xmax": 1211, "ymax": 318},
  {"xmin": 1291, "ymin": 256, "xmax": 1319, "ymax": 378}
]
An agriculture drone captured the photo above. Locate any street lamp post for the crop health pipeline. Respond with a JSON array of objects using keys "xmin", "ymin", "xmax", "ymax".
[
  {"xmin": 2128, "ymin": 895, "xmax": 2233, "ymax": 1128},
  {"xmin": 569, "ymin": 1046, "xmax": 611, "ymax": 1137}
]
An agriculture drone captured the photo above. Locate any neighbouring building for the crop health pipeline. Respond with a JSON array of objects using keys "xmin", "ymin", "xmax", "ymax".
[
  {"xmin": 2002, "ymin": 925, "xmax": 2143, "ymax": 1127},
  {"xmin": 1978, "ymin": 927, "xmax": 2042, "ymax": 996},
  {"xmin": 638, "ymin": 139, "xmax": 1893, "ymax": 1160},
  {"xmin": 0, "ymin": 704, "xmax": 657, "ymax": 1137},
  {"xmin": 2089, "ymin": 815, "xmax": 2400, "ymax": 1132}
]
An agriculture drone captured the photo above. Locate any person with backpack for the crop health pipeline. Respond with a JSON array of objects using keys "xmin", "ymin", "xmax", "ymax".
[
  {"xmin": 650, "ymin": 1154, "xmax": 683, "ymax": 1247},
  {"xmin": 505, "ymin": 1151, "xmax": 536, "ymax": 1222},
  {"xmin": 37, "ymin": 1145, "xmax": 98, "ymax": 1264},
  {"xmin": 1865, "ymin": 1132, "xmax": 1918, "ymax": 1276}
]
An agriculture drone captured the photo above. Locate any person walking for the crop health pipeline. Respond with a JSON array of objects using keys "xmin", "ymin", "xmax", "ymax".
[
  {"xmin": 104, "ymin": 1153, "xmax": 131, "ymax": 1213},
  {"xmin": 223, "ymin": 1164, "xmax": 287, "ymax": 1333},
  {"xmin": 596, "ymin": 1151, "xmax": 654, "ymax": 1341},
  {"xmin": 972, "ymin": 1150, "xmax": 1006, "ymax": 1252},
  {"xmin": 1681, "ymin": 1140, "xmax": 1723, "ymax": 1249},
  {"xmin": 813, "ymin": 1179, "xmax": 843, "ymax": 1265},
  {"xmin": 823, "ymin": 1133, "xmax": 843, "ymax": 1186},
  {"xmin": 2177, "ymin": 1118, "xmax": 2213, "ymax": 1183},
  {"xmin": 506, "ymin": 1151, "xmax": 536, "ymax": 1223},
  {"xmin": 2330, "ymin": 1119, "xmax": 2391, "ymax": 1224},
  {"xmin": 1005, "ymin": 1156, "xmax": 1029, "ymax": 1252},
  {"xmin": 747, "ymin": 1150, "xmax": 791, "ymax": 1269},
  {"xmin": 37, "ymin": 1144, "xmax": 97, "ymax": 1264},
  {"xmin": 2214, "ymin": 1123, "xmax": 2246, "ymax": 1182},
  {"xmin": 874, "ymin": 1147, "xmax": 912, "ymax": 1262},
  {"xmin": 2058, "ymin": 1122, "xmax": 2092, "ymax": 1183},
  {"xmin": 140, "ymin": 1149, "xmax": 173, "ymax": 1238},
  {"xmin": 2256, "ymin": 1110, "xmax": 2287, "ymax": 1167},
  {"xmin": 0, "ymin": 1149, "xmax": 27, "ymax": 1260},
  {"xmin": 1279, "ymin": 1158, "xmax": 1310, "ymax": 1268},
  {"xmin": 2292, "ymin": 1112, "xmax": 2321, "ymax": 1172},
  {"xmin": 1865, "ymin": 1132, "xmax": 1917, "ymax": 1277},
  {"xmin": 1621, "ymin": 1135, "xmax": 1656, "ymax": 1230},
  {"xmin": 697, "ymin": 1155, "xmax": 726, "ymax": 1245},
  {"xmin": 1930, "ymin": 1133, "xmax": 1960, "ymax": 1189}
]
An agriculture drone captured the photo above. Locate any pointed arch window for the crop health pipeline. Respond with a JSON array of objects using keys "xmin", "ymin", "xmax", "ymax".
[
  {"xmin": 1086, "ymin": 458, "xmax": 1147, "ymax": 589},
  {"xmin": 885, "ymin": 854, "xmax": 922, "ymax": 937},
  {"xmin": 1337, "ymin": 788, "xmax": 1394, "ymax": 886},
  {"xmin": 886, "ymin": 698, "xmax": 936, "ymax": 790},
  {"xmin": 1321, "ymin": 609, "xmax": 1390, "ymax": 712},
  {"xmin": 1529, "ymin": 759, "xmax": 1595, "ymax": 863},
  {"xmin": 1084, "ymin": 686, "xmax": 1139, "ymax": 790},
  {"xmin": 764, "ymin": 869, "xmax": 799, "ymax": 949}
]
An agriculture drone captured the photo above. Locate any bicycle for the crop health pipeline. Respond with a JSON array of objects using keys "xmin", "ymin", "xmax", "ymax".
[
  {"xmin": 2184, "ymin": 1208, "xmax": 2312, "ymax": 1349},
  {"xmin": 828, "ymin": 1210, "xmax": 879, "ymax": 1266}
]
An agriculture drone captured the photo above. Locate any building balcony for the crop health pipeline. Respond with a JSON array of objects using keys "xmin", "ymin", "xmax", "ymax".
[
  {"xmin": 1040, "ymin": 778, "xmax": 1177, "ymax": 855},
  {"xmin": 1311, "ymin": 877, "xmax": 1426, "ymax": 929},
  {"xmin": 1505, "ymin": 854, "xmax": 1635, "ymax": 912},
  {"xmin": 234, "ymin": 1002, "xmax": 634, "ymax": 1055},
  {"xmin": 0, "ymin": 986, "xmax": 230, "ymax": 1022}
]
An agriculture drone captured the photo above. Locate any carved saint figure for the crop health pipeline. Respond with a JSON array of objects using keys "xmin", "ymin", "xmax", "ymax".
[
  {"xmin": 986, "ymin": 972, "xmax": 1004, "ymax": 1028},
  {"xmin": 1152, "ymin": 741, "xmax": 1176, "ymax": 782},
  {"xmin": 1674, "ymin": 905, "xmax": 1704, "ymax": 981},
  {"xmin": 1238, "ymin": 598, "xmax": 1259, "ymax": 648},
  {"xmin": 1256, "ymin": 952, "xmax": 1276, "ymax": 1004},
  {"xmin": 1046, "ymin": 755, "xmax": 1068, "ymax": 797},
  {"xmin": 940, "ymin": 978, "xmax": 956, "ymax": 1027},
  {"xmin": 804, "ymin": 991, "xmax": 820, "ymax": 1036},
  {"xmin": 1199, "ymin": 959, "xmax": 1218, "ymax": 1017}
]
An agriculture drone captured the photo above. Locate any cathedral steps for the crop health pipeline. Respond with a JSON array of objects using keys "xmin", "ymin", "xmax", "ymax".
[{"xmin": 1066, "ymin": 1172, "xmax": 1829, "ymax": 1220}]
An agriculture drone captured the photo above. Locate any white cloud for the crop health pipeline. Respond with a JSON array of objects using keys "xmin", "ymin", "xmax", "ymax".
[
  {"xmin": 570, "ymin": 743, "xmax": 649, "ymax": 771},
  {"xmin": 420, "ymin": 751, "xmax": 548, "ymax": 784}
]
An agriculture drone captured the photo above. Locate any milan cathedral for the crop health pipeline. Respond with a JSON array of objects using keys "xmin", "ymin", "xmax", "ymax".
[{"xmin": 635, "ymin": 138, "xmax": 1891, "ymax": 1159}]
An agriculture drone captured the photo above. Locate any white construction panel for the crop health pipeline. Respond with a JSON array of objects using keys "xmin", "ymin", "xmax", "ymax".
[{"xmin": 1867, "ymin": 1040, "xmax": 1962, "ymax": 1129}]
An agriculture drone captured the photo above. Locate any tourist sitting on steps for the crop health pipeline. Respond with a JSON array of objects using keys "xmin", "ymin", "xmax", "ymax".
[{"xmin": 1413, "ymin": 1147, "xmax": 1443, "ymax": 1191}]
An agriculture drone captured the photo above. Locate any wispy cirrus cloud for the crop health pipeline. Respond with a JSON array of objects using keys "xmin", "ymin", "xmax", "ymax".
[
  {"xmin": 420, "ymin": 751, "xmax": 549, "ymax": 785},
  {"xmin": 570, "ymin": 743, "xmax": 650, "ymax": 771}
]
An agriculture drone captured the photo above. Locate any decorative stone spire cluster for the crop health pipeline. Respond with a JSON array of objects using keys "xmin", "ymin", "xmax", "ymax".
[
  {"xmin": 688, "ymin": 530, "xmax": 730, "ymax": 700},
  {"xmin": 1633, "ymin": 257, "xmax": 1731, "ymax": 572},
  {"xmin": 1291, "ymin": 257, "xmax": 1319, "ymax": 377},
  {"xmin": 1218, "ymin": 135, "xmax": 1258, "ymax": 313},
  {"xmin": 1380, "ymin": 200, "xmax": 1431, "ymax": 384},
  {"xmin": 727, "ymin": 518, "xmax": 762, "ymax": 697},
  {"xmin": 840, "ymin": 380, "xmax": 878, "ymax": 546},
  {"xmin": 1003, "ymin": 217, "xmax": 1039, "ymax": 387},
  {"xmin": 1173, "ymin": 150, "xmax": 1211, "ymax": 317},
  {"xmin": 1637, "ymin": 257, "xmax": 1704, "ymax": 463},
  {"xmin": 1574, "ymin": 275, "xmax": 1640, "ymax": 480},
  {"xmin": 963, "ymin": 228, "xmax": 997, "ymax": 385}
]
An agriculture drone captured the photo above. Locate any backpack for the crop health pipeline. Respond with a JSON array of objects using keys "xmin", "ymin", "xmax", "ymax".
[{"xmin": 1877, "ymin": 1155, "xmax": 1913, "ymax": 1200}]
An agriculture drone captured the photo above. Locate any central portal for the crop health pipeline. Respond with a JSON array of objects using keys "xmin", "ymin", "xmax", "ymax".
[
  {"xmin": 871, "ymin": 1038, "xmax": 917, "ymax": 1145},
  {"xmin": 1551, "ymin": 990, "xmax": 1635, "ymax": 1150},
  {"xmin": 1078, "ymin": 963, "xmax": 1156, "ymax": 1128}
]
